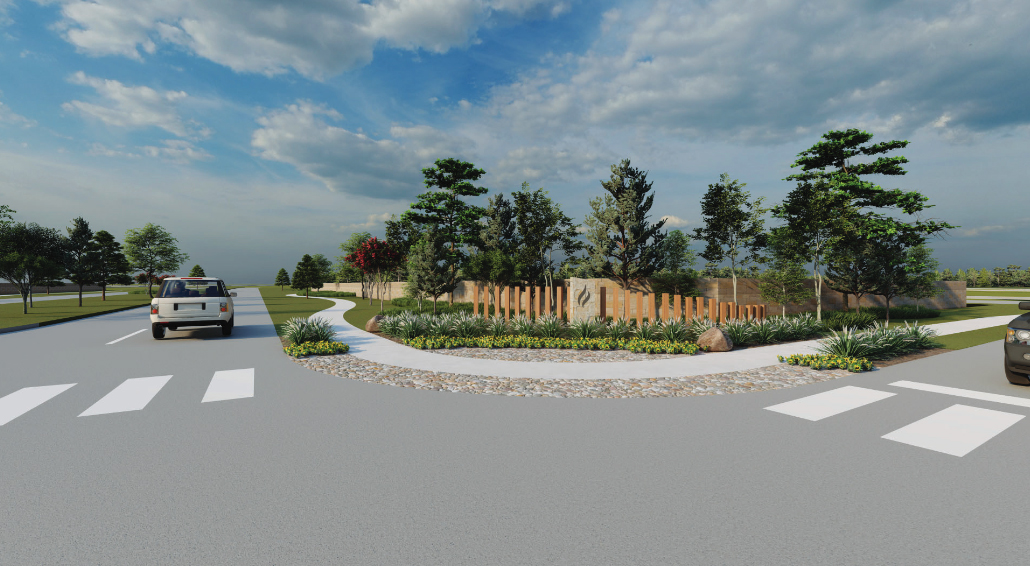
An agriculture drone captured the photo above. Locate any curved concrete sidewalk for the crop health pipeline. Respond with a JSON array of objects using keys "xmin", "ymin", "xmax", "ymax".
[{"xmin": 294, "ymin": 296, "xmax": 1018, "ymax": 380}]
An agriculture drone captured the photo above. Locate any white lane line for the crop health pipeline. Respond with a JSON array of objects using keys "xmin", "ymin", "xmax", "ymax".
[
  {"xmin": 883, "ymin": 404, "xmax": 1024, "ymax": 457},
  {"xmin": 201, "ymin": 368, "xmax": 254, "ymax": 403},
  {"xmin": 765, "ymin": 386, "xmax": 896, "ymax": 421},
  {"xmin": 79, "ymin": 375, "xmax": 173, "ymax": 417},
  {"xmin": 890, "ymin": 381, "xmax": 1030, "ymax": 409},
  {"xmin": 106, "ymin": 329, "xmax": 147, "ymax": 345},
  {"xmin": 0, "ymin": 384, "xmax": 76, "ymax": 426}
]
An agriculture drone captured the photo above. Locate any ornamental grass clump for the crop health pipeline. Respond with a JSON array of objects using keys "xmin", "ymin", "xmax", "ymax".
[
  {"xmin": 685, "ymin": 316, "xmax": 716, "ymax": 342},
  {"xmin": 536, "ymin": 314, "xmax": 565, "ymax": 338},
  {"xmin": 511, "ymin": 315, "xmax": 537, "ymax": 337},
  {"xmin": 606, "ymin": 318, "xmax": 633, "ymax": 340},
  {"xmin": 453, "ymin": 312, "xmax": 487, "ymax": 339},
  {"xmin": 658, "ymin": 318, "xmax": 689, "ymax": 343},
  {"xmin": 282, "ymin": 316, "xmax": 337, "ymax": 346},
  {"xmin": 721, "ymin": 319, "xmax": 755, "ymax": 346},
  {"xmin": 569, "ymin": 317, "xmax": 605, "ymax": 339},
  {"xmin": 633, "ymin": 320, "xmax": 661, "ymax": 341},
  {"xmin": 814, "ymin": 321, "xmax": 942, "ymax": 361},
  {"xmin": 487, "ymin": 315, "xmax": 509, "ymax": 337},
  {"xmin": 750, "ymin": 318, "xmax": 778, "ymax": 345}
]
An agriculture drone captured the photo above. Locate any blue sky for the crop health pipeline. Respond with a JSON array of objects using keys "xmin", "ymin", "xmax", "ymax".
[{"xmin": 0, "ymin": 0, "xmax": 1026, "ymax": 283}]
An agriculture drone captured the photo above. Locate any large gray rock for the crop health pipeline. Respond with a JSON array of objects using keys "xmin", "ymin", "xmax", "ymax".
[
  {"xmin": 697, "ymin": 327, "xmax": 733, "ymax": 352},
  {"xmin": 365, "ymin": 315, "xmax": 385, "ymax": 333}
]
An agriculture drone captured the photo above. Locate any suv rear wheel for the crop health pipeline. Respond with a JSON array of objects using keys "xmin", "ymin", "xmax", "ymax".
[
  {"xmin": 152, "ymin": 323, "xmax": 165, "ymax": 340},
  {"xmin": 1005, "ymin": 360, "xmax": 1030, "ymax": 386},
  {"xmin": 221, "ymin": 316, "xmax": 234, "ymax": 336}
]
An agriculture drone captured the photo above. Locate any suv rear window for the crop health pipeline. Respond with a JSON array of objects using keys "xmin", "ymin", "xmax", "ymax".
[{"xmin": 158, "ymin": 279, "xmax": 226, "ymax": 298}]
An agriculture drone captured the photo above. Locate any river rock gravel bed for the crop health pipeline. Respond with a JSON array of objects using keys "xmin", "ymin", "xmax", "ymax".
[{"xmin": 291, "ymin": 348, "xmax": 852, "ymax": 398}]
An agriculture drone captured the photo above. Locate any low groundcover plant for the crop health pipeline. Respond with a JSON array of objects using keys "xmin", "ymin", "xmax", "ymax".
[
  {"xmin": 284, "ymin": 340, "xmax": 350, "ymax": 357},
  {"xmin": 779, "ymin": 321, "xmax": 943, "ymax": 372},
  {"xmin": 403, "ymin": 335, "xmax": 703, "ymax": 355}
]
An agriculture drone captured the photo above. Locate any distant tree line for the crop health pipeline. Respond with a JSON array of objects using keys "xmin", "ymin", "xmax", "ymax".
[
  {"xmin": 0, "ymin": 207, "xmax": 192, "ymax": 313},
  {"xmin": 302, "ymin": 128, "xmax": 959, "ymax": 322}
]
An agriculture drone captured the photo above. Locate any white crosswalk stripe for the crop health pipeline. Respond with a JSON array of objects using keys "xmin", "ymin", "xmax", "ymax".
[
  {"xmin": 882, "ymin": 404, "xmax": 1024, "ymax": 457},
  {"xmin": 202, "ymin": 368, "xmax": 254, "ymax": 402},
  {"xmin": 1, "ymin": 369, "xmax": 256, "ymax": 426},
  {"xmin": 764, "ymin": 386, "xmax": 896, "ymax": 421},
  {"xmin": 79, "ymin": 375, "xmax": 174, "ymax": 417},
  {"xmin": 0, "ymin": 384, "xmax": 76, "ymax": 426}
]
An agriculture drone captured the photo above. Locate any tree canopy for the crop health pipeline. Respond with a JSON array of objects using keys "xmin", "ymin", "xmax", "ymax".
[
  {"xmin": 92, "ymin": 230, "xmax": 132, "ymax": 300},
  {"xmin": 0, "ymin": 222, "xmax": 65, "ymax": 313},
  {"xmin": 189, "ymin": 265, "xmax": 206, "ymax": 277},
  {"xmin": 64, "ymin": 216, "xmax": 97, "ymax": 307},
  {"xmin": 583, "ymin": 159, "xmax": 666, "ymax": 290},
  {"xmin": 123, "ymin": 223, "xmax": 189, "ymax": 298},
  {"xmin": 275, "ymin": 268, "xmax": 291, "ymax": 290}
]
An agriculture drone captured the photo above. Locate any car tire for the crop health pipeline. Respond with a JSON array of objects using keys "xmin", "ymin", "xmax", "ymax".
[
  {"xmin": 152, "ymin": 323, "xmax": 165, "ymax": 340},
  {"xmin": 221, "ymin": 317, "xmax": 233, "ymax": 336},
  {"xmin": 1004, "ymin": 359, "xmax": 1030, "ymax": 385}
]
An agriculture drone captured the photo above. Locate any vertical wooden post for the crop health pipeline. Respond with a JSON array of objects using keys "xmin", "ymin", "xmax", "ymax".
[
  {"xmin": 514, "ymin": 287, "xmax": 521, "ymax": 318},
  {"xmin": 674, "ymin": 294, "xmax": 681, "ymax": 320},
  {"xmin": 599, "ymin": 287, "xmax": 607, "ymax": 321},
  {"xmin": 612, "ymin": 286, "xmax": 620, "ymax": 321},
  {"xmin": 556, "ymin": 285, "xmax": 564, "ymax": 319},
  {"xmin": 636, "ymin": 292, "xmax": 644, "ymax": 326},
  {"xmin": 545, "ymin": 285, "xmax": 552, "ymax": 315},
  {"xmin": 624, "ymin": 289, "xmax": 632, "ymax": 322},
  {"xmin": 719, "ymin": 302, "xmax": 727, "ymax": 323},
  {"xmin": 684, "ymin": 296, "xmax": 693, "ymax": 319},
  {"xmin": 727, "ymin": 301, "xmax": 735, "ymax": 321},
  {"xmin": 504, "ymin": 287, "xmax": 510, "ymax": 321},
  {"xmin": 661, "ymin": 293, "xmax": 669, "ymax": 321},
  {"xmin": 536, "ymin": 286, "xmax": 542, "ymax": 318},
  {"xmin": 707, "ymin": 298, "xmax": 715, "ymax": 321},
  {"xmin": 759, "ymin": 305, "xmax": 766, "ymax": 320},
  {"xmin": 473, "ymin": 284, "xmax": 479, "ymax": 317}
]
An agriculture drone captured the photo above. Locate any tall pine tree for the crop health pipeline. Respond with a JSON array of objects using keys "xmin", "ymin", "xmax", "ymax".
[{"xmin": 584, "ymin": 159, "xmax": 666, "ymax": 290}]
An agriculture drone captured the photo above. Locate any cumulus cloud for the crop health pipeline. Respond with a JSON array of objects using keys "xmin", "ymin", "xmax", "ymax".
[
  {"xmin": 62, "ymin": 72, "xmax": 210, "ymax": 139},
  {"xmin": 956, "ymin": 224, "xmax": 1010, "ymax": 238},
  {"xmin": 87, "ymin": 142, "xmax": 140, "ymax": 158},
  {"xmin": 660, "ymin": 214, "xmax": 689, "ymax": 228},
  {"xmin": 251, "ymin": 101, "xmax": 473, "ymax": 198},
  {"xmin": 487, "ymin": 0, "xmax": 1030, "ymax": 144},
  {"xmin": 39, "ymin": 0, "xmax": 571, "ymax": 78},
  {"xmin": 337, "ymin": 212, "xmax": 395, "ymax": 233},
  {"xmin": 493, "ymin": 145, "xmax": 612, "ymax": 185}
]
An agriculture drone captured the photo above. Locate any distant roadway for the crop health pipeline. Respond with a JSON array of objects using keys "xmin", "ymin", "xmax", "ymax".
[{"xmin": 2, "ymin": 288, "xmax": 1029, "ymax": 564}]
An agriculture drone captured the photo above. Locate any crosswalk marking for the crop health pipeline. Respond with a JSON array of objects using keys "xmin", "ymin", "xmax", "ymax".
[
  {"xmin": 202, "ymin": 368, "xmax": 254, "ymax": 403},
  {"xmin": 0, "ymin": 384, "xmax": 76, "ymax": 426},
  {"xmin": 882, "ymin": 404, "xmax": 1024, "ymax": 457},
  {"xmin": 79, "ymin": 375, "xmax": 173, "ymax": 417},
  {"xmin": 890, "ymin": 380, "xmax": 1030, "ymax": 409},
  {"xmin": 764, "ymin": 386, "xmax": 896, "ymax": 421}
]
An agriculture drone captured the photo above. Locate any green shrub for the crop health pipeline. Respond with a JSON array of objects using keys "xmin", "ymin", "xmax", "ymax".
[
  {"xmin": 284, "ymin": 340, "xmax": 349, "ymax": 357},
  {"xmin": 778, "ymin": 353, "xmax": 873, "ymax": 372},
  {"xmin": 822, "ymin": 310, "xmax": 878, "ymax": 331},
  {"xmin": 814, "ymin": 322, "xmax": 943, "ymax": 360}
]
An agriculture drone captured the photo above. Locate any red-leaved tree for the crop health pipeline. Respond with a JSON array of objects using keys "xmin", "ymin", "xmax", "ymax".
[{"xmin": 345, "ymin": 237, "xmax": 402, "ymax": 311}]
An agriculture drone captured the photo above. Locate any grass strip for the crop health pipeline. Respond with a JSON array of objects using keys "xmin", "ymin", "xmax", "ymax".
[
  {"xmin": 934, "ymin": 325, "xmax": 1009, "ymax": 350},
  {"xmin": 0, "ymin": 293, "xmax": 152, "ymax": 329}
]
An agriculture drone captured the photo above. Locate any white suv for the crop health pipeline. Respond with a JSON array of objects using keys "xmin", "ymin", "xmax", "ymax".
[{"xmin": 150, "ymin": 277, "xmax": 236, "ymax": 339}]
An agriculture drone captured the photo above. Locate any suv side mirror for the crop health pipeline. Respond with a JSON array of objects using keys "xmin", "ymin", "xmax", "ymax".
[
  {"xmin": 230, "ymin": 292, "xmax": 237, "ymax": 297},
  {"xmin": 1020, "ymin": 301, "xmax": 1030, "ymax": 310}
]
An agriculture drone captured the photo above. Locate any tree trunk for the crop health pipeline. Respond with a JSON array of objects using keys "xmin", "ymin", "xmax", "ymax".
[
  {"xmin": 102, "ymin": 284, "xmax": 107, "ymax": 300},
  {"xmin": 21, "ymin": 289, "xmax": 28, "ymax": 314},
  {"xmin": 78, "ymin": 284, "xmax": 84, "ymax": 307}
]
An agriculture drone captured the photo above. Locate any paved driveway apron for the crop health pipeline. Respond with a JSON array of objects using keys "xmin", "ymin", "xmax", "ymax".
[{"xmin": 2, "ymin": 290, "xmax": 1030, "ymax": 564}]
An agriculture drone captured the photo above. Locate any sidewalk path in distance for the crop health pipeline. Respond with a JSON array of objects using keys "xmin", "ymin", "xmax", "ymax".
[{"xmin": 0, "ymin": 292, "xmax": 128, "ymax": 305}]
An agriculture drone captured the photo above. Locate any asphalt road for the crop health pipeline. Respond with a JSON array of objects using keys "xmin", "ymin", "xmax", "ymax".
[{"xmin": 2, "ymin": 288, "xmax": 1029, "ymax": 565}]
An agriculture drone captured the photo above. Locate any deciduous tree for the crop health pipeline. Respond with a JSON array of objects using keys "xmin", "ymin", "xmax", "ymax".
[
  {"xmin": 758, "ymin": 229, "xmax": 815, "ymax": 317},
  {"xmin": 345, "ymin": 237, "xmax": 402, "ymax": 311},
  {"xmin": 64, "ymin": 217, "xmax": 98, "ymax": 307},
  {"xmin": 188, "ymin": 265, "xmax": 206, "ymax": 277},
  {"xmin": 123, "ymin": 223, "xmax": 189, "ymax": 298},
  {"xmin": 406, "ymin": 226, "xmax": 453, "ymax": 314},
  {"xmin": 693, "ymin": 173, "xmax": 768, "ymax": 305},
  {"xmin": 0, "ymin": 223, "xmax": 65, "ymax": 314}
]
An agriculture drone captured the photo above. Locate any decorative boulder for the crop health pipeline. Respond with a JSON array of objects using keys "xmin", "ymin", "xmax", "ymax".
[
  {"xmin": 697, "ymin": 327, "xmax": 733, "ymax": 352},
  {"xmin": 365, "ymin": 315, "xmax": 385, "ymax": 333}
]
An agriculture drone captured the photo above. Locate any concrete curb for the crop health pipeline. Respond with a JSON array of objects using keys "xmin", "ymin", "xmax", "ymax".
[{"xmin": 0, "ymin": 323, "xmax": 40, "ymax": 334}]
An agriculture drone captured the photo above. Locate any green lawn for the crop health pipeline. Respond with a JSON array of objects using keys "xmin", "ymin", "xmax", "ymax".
[
  {"xmin": 934, "ymin": 325, "xmax": 1008, "ymax": 350},
  {"xmin": 256, "ymin": 286, "xmax": 335, "ymax": 337},
  {"xmin": 881, "ymin": 302, "xmax": 1025, "ymax": 329},
  {"xmin": 0, "ymin": 293, "xmax": 152, "ymax": 329}
]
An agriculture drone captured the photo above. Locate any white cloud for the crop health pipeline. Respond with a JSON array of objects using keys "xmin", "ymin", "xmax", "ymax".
[
  {"xmin": 0, "ymin": 0, "xmax": 15, "ymax": 26},
  {"xmin": 337, "ymin": 212, "xmax": 395, "ymax": 233},
  {"xmin": 486, "ymin": 0, "xmax": 1030, "ymax": 144},
  {"xmin": 0, "ymin": 99, "xmax": 35, "ymax": 128},
  {"xmin": 62, "ymin": 71, "xmax": 210, "ymax": 139},
  {"xmin": 87, "ymin": 142, "xmax": 140, "ymax": 158},
  {"xmin": 660, "ymin": 214, "xmax": 689, "ymax": 228},
  {"xmin": 956, "ymin": 224, "xmax": 1009, "ymax": 238},
  {"xmin": 251, "ymin": 101, "xmax": 473, "ymax": 198},
  {"xmin": 140, "ymin": 139, "xmax": 212, "ymax": 163},
  {"xmin": 494, "ymin": 145, "xmax": 611, "ymax": 185},
  {"xmin": 39, "ymin": 0, "xmax": 571, "ymax": 78}
]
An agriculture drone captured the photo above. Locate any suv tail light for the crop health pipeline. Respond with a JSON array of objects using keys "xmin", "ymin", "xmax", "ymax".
[
  {"xmin": 151, "ymin": 303, "xmax": 159, "ymax": 314},
  {"xmin": 220, "ymin": 302, "xmax": 227, "ymax": 312}
]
